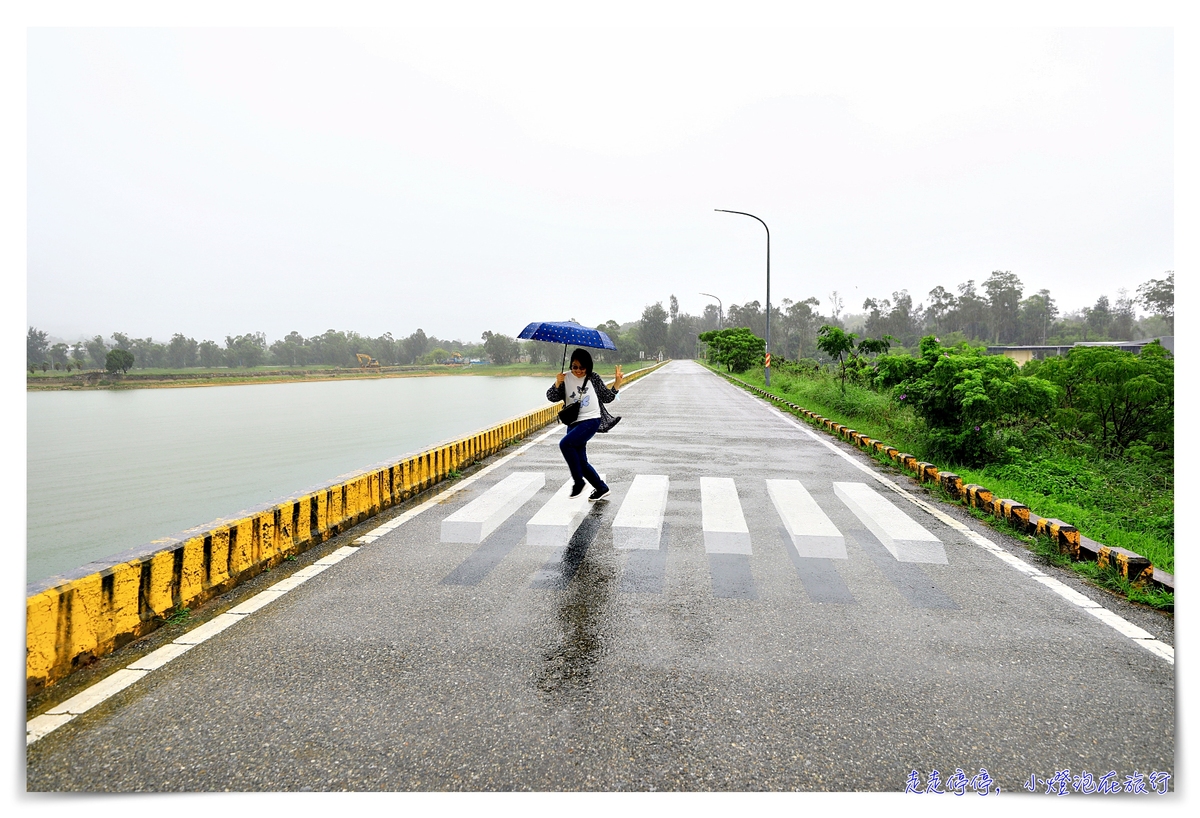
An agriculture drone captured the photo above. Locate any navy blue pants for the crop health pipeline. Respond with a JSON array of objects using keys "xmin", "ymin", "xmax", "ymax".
[{"xmin": 559, "ymin": 418, "xmax": 607, "ymax": 491}]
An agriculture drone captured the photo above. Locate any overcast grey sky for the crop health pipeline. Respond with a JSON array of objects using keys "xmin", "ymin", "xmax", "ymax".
[{"xmin": 24, "ymin": 21, "xmax": 1175, "ymax": 345}]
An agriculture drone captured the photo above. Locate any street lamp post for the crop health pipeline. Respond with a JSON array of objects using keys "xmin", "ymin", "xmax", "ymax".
[
  {"xmin": 698, "ymin": 292, "xmax": 723, "ymax": 362},
  {"xmin": 715, "ymin": 209, "xmax": 771, "ymax": 386},
  {"xmin": 699, "ymin": 292, "xmax": 723, "ymax": 330}
]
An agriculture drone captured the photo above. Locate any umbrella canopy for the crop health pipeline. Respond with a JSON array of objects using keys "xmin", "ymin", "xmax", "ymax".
[{"xmin": 517, "ymin": 321, "xmax": 616, "ymax": 350}]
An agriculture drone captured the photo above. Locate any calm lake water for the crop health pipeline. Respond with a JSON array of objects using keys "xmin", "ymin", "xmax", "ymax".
[{"xmin": 27, "ymin": 375, "xmax": 554, "ymax": 584}]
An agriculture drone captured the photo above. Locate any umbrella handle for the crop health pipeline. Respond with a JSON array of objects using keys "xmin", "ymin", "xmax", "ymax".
[{"xmin": 561, "ymin": 344, "xmax": 568, "ymax": 373}]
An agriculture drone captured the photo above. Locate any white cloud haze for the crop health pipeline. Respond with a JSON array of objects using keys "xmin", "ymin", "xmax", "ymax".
[{"xmin": 26, "ymin": 24, "xmax": 1173, "ymax": 345}]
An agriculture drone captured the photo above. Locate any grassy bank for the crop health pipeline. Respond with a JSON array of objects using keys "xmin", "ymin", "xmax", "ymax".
[
  {"xmin": 714, "ymin": 363, "xmax": 1175, "ymax": 579},
  {"xmin": 26, "ymin": 361, "xmax": 636, "ymax": 391}
]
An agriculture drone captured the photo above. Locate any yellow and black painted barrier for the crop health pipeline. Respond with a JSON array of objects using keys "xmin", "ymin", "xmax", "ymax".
[
  {"xmin": 26, "ymin": 361, "xmax": 669, "ymax": 694},
  {"xmin": 716, "ymin": 370, "xmax": 1174, "ymax": 595}
]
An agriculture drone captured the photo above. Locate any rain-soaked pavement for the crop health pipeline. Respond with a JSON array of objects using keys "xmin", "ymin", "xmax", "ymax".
[{"xmin": 26, "ymin": 360, "xmax": 1174, "ymax": 792}]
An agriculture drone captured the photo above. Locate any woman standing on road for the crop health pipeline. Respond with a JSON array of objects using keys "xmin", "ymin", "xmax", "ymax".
[{"xmin": 547, "ymin": 348, "xmax": 624, "ymax": 500}]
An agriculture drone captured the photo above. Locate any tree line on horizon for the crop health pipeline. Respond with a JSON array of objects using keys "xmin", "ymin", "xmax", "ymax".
[
  {"xmin": 26, "ymin": 270, "xmax": 1173, "ymax": 373},
  {"xmin": 718, "ymin": 269, "xmax": 1174, "ymax": 363}
]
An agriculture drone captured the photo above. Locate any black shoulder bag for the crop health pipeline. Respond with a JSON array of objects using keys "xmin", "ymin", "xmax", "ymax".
[{"xmin": 558, "ymin": 379, "xmax": 586, "ymax": 425}]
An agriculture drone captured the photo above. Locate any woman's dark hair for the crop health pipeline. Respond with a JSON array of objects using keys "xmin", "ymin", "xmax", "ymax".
[{"xmin": 570, "ymin": 348, "xmax": 594, "ymax": 375}]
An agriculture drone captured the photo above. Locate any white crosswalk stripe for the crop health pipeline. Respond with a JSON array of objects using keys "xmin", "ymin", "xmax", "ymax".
[
  {"xmin": 612, "ymin": 474, "xmax": 670, "ymax": 550},
  {"xmin": 526, "ymin": 475, "xmax": 605, "ymax": 547},
  {"xmin": 440, "ymin": 471, "xmax": 545, "ymax": 544},
  {"xmin": 766, "ymin": 479, "xmax": 847, "ymax": 559},
  {"xmin": 834, "ymin": 481, "xmax": 947, "ymax": 564},
  {"xmin": 700, "ymin": 476, "xmax": 752, "ymax": 554}
]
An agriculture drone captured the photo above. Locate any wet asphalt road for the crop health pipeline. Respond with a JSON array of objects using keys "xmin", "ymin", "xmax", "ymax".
[{"xmin": 26, "ymin": 360, "xmax": 1174, "ymax": 792}]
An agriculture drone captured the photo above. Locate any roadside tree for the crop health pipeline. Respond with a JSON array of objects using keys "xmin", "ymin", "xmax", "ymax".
[
  {"xmin": 699, "ymin": 327, "xmax": 765, "ymax": 373},
  {"xmin": 198, "ymin": 340, "xmax": 225, "ymax": 368},
  {"xmin": 982, "ymin": 270, "xmax": 1023, "ymax": 344},
  {"xmin": 167, "ymin": 334, "xmax": 199, "ymax": 368},
  {"xmin": 105, "ymin": 348, "xmax": 135, "ymax": 374},
  {"xmin": 1136, "ymin": 271, "xmax": 1173, "ymax": 333},
  {"xmin": 639, "ymin": 302, "xmax": 669, "ymax": 359},
  {"xmin": 480, "ymin": 331, "xmax": 519, "ymax": 365},
  {"xmin": 27, "ymin": 327, "xmax": 49, "ymax": 368},
  {"xmin": 86, "ymin": 336, "xmax": 109, "ymax": 369},
  {"xmin": 816, "ymin": 325, "xmax": 857, "ymax": 392},
  {"xmin": 224, "ymin": 333, "xmax": 267, "ymax": 368},
  {"xmin": 595, "ymin": 320, "xmax": 624, "ymax": 365}
]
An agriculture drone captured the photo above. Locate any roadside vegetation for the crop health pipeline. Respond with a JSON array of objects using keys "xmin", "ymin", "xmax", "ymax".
[{"xmin": 702, "ymin": 328, "xmax": 1174, "ymax": 595}]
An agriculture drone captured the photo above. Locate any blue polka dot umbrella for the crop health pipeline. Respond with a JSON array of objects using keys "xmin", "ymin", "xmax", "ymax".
[{"xmin": 518, "ymin": 320, "xmax": 617, "ymax": 371}]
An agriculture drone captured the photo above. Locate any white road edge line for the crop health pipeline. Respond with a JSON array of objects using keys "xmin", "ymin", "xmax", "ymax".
[
  {"xmin": 27, "ymin": 366, "xmax": 669, "ymax": 746},
  {"xmin": 27, "ymin": 540, "xmax": 356, "ymax": 746},
  {"xmin": 724, "ymin": 375, "xmax": 1173, "ymax": 666}
]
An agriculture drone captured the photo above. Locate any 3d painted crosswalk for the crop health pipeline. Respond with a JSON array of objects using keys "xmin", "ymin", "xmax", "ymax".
[
  {"xmin": 440, "ymin": 471, "xmax": 544, "ymax": 544},
  {"xmin": 833, "ymin": 481, "xmax": 947, "ymax": 564},
  {"xmin": 430, "ymin": 471, "xmax": 956, "ymax": 607},
  {"xmin": 700, "ymin": 477, "xmax": 752, "ymax": 554},
  {"xmin": 766, "ymin": 479, "xmax": 846, "ymax": 559},
  {"xmin": 526, "ymin": 475, "xmax": 606, "ymax": 547},
  {"xmin": 612, "ymin": 474, "xmax": 670, "ymax": 550},
  {"xmin": 438, "ymin": 471, "xmax": 948, "ymax": 566}
]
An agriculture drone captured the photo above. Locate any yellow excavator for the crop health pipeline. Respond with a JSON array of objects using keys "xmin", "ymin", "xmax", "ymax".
[{"xmin": 355, "ymin": 353, "xmax": 381, "ymax": 370}]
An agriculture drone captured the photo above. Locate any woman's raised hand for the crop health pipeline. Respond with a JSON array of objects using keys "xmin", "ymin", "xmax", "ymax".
[
  {"xmin": 556, "ymin": 372, "xmax": 566, "ymax": 387},
  {"xmin": 614, "ymin": 364, "xmax": 624, "ymax": 388}
]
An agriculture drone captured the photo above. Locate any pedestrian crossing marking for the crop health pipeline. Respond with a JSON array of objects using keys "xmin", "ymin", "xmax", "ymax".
[
  {"xmin": 612, "ymin": 474, "xmax": 670, "ymax": 550},
  {"xmin": 700, "ymin": 476, "xmax": 751, "ymax": 554},
  {"xmin": 833, "ymin": 481, "xmax": 947, "ymax": 564},
  {"xmin": 526, "ymin": 475, "xmax": 606, "ymax": 547},
  {"xmin": 434, "ymin": 471, "xmax": 954, "ymax": 571},
  {"xmin": 440, "ymin": 471, "xmax": 545, "ymax": 544},
  {"xmin": 766, "ymin": 479, "xmax": 846, "ymax": 560}
]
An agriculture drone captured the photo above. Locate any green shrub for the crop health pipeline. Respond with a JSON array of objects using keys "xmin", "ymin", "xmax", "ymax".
[
  {"xmin": 698, "ymin": 327, "xmax": 765, "ymax": 373},
  {"xmin": 1025, "ymin": 342, "xmax": 1173, "ymax": 454},
  {"xmin": 895, "ymin": 336, "xmax": 1059, "ymax": 465}
]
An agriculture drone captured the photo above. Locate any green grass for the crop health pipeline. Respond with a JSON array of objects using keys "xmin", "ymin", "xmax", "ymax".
[
  {"xmin": 157, "ymin": 606, "xmax": 191, "ymax": 626},
  {"xmin": 955, "ymin": 459, "xmax": 1173, "ymax": 574},
  {"xmin": 732, "ymin": 364, "xmax": 924, "ymax": 454},
  {"xmin": 712, "ymin": 361, "xmax": 1175, "ymax": 577},
  {"xmin": 945, "ymin": 487, "xmax": 1173, "ymax": 611}
]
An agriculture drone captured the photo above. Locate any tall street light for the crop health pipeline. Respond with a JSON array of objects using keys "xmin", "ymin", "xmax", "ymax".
[
  {"xmin": 699, "ymin": 292, "xmax": 723, "ymax": 329},
  {"xmin": 715, "ymin": 209, "xmax": 771, "ymax": 386}
]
